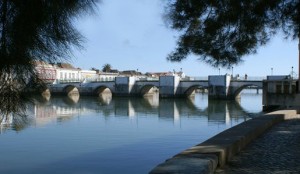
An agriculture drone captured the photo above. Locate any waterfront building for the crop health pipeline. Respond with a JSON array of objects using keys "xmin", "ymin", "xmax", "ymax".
[
  {"xmin": 55, "ymin": 63, "xmax": 81, "ymax": 83},
  {"xmin": 34, "ymin": 61, "xmax": 56, "ymax": 83},
  {"xmin": 119, "ymin": 70, "xmax": 149, "ymax": 80},
  {"xmin": 120, "ymin": 70, "xmax": 141, "ymax": 76},
  {"xmin": 80, "ymin": 70, "xmax": 98, "ymax": 82},
  {"xmin": 34, "ymin": 61, "xmax": 189, "ymax": 84},
  {"xmin": 145, "ymin": 71, "xmax": 186, "ymax": 79},
  {"xmin": 98, "ymin": 71, "xmax": 119, "ymax": 81},
  {"xmin": 145, "ymin": 72, "xmax": 173, "ymax": 77}
]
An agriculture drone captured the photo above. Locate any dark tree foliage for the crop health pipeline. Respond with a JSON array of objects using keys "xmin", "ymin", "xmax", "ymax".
[
  {"xmin": 165, "ymin": 0, "xmax": 300, "ymax": 67},
  {"xmin": 102, "ymin": 63, "xmax": 112, "ymax": 72},
  {"xmin": 0, "ymin": 0, "xmax": 98, "ymax": 118}
]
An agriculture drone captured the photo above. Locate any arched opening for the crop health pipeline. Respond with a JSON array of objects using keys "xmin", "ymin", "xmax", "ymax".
[
  {"xmin": 234, "ymin": 84, "xmax": 262, "ymax": 98},
  {"xmin": 233, "ymin": 84, "xmax": 263, "ymax": 114},
  {"xmin": 184, "ymin": 85, "xmax": 207, "ymax": 97},
  {"xmin": 94, "ymin": 86, "xmax": 112, "ymax": 97},
  {"xmin": 140, "ymin": 85, "xmax": 159, "ymax": 97},
  {"xmin": 38, "ymin": 86, "xmax": 51, "ymax": 98},
  {"xmin": 63, "ymin": 85, "xmax": 79, "ymax": 96}
]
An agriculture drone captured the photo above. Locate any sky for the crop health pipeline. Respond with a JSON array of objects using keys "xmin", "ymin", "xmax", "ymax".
[{"xmin": 72, "ymin": 0, "xmax": 298, "ymax": 77}]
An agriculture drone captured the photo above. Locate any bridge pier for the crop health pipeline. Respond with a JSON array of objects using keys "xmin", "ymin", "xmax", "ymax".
[
  {"xmin": 208, "ymin": 75, "xmax": 235, "ymax": 100},
  {"xmin": 114, "ymin": 77, "xmax": 137, "ymax": 96},
  {"xmin": 159, "ymin": 76, "xmax": 181, "ymax": 98}
]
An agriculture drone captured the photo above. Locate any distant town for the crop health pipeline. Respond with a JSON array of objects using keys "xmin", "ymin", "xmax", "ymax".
[{"xmin": 34, "ymin": 61, "xmax": 186, "ymax": 84}]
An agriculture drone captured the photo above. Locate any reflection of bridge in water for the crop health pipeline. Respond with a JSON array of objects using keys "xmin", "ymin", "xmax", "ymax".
[{"xmin": 27, "ymin": 93, "xmax": 261, "ymax": 127}]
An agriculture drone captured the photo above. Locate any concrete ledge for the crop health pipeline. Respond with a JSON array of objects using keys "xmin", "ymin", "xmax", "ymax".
[
  {"xmin": 149, "ymin": 110, "xmax": 298, "ymax": 174},
  {"xmin": 149, "ymin": 154, "xmax": 217, "ymax": 174}
]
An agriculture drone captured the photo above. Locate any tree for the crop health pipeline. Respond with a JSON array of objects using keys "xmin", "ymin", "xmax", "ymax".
[
  {"xmin": 0, "ymin": 0, "xmax": 98, "ymax": 116},
  {"xmin": 164, "ymin": 0, "xmax": 299, "ymax": 67},
  {"xmin": 91, "ymin": 67, "xmax": 99, "ymax": 71},
  {"xmin": 102, "ymin": 64, "xmax": 112, "ymax": 72}
]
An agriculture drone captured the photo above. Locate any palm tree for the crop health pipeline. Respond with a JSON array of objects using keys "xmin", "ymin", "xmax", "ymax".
[{"xmin": 102, "ymin": 64, "xmax": 112, "ymax": 72}]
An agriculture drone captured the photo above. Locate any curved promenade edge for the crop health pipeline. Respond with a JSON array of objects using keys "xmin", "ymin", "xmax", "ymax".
[{"xmin": 149, "ymin": 109, "xmax": 299, "ymax": 174}]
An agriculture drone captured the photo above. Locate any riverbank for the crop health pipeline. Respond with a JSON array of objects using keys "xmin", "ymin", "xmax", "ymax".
[{"xmin": 149, "ymin": 109, "xmax": 299, "ymax": 174}]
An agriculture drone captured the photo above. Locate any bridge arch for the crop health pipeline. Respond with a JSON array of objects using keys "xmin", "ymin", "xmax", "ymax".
[
  {"xmin": 233, "ymin": 84, "xmax": 262, "ymax": 98},
  {"xmin": 63, "ymin": 85, "xmax": 79, "ymax": 96},
  {"xmin": 140, "ymin": 85, "xmax": 159, "ymax": 97},
  {"xmin": 184, "ymin": 85, "xmax": 207, "ymax": 97},
  {"xmin": 94, "ymin": 86, "xmax": 113, "ymax": 96},
  {"xmin": 38, "ymin": 86, "xmax": 51, "ymax": 97}
]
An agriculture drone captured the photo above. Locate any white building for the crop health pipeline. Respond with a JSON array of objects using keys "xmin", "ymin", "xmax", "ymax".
[
  {"xmin": 55, "ymin": 63, "xmax": 81, "ymax": 83},
  {"xmin": 80, "ymin": 70, "xmax": 98, "ymax": 82},
  {"xmin": 98, "ymin": 72, "xmax": 119, "ymax": 81},
  {"xmin": 34, "ymin": 61, "xmax": 56, "ymax": 83}
]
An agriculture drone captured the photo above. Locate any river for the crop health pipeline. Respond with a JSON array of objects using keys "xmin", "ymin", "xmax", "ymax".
[{"xmin": 0, "ymin": 90, "xmax": 262, "ymax": 174}]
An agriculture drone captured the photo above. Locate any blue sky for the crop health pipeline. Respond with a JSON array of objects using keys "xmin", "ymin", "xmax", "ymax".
[{"xmin": 72, "ymin": 0, "xmax": 298, "ymax": 77}]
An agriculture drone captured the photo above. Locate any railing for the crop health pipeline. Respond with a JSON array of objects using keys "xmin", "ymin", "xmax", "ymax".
[
  {"xmin": 55, "ymin": 76, "xmax": 267, "ymax": 84},
  {"xmin": 57, "ymin": 79, "xmax": 82, "ymax": 83},
  {"xmin": 181, "ymin": 77, "xmax": 208, "ymax": 81},
  {"xmin": 136, "ymin": 77, "xmax": 159, "ymax": 81},
  {"xmin": 236, "ymin": 76, "xmax": 266, "ymax": 81},
  {"xmin": 87, "ymin": 77, "xmax": 116, "ymax": 82},
  {"xmin": 181, "ymin": 76, "xmax": 266, "ymax": 81}
]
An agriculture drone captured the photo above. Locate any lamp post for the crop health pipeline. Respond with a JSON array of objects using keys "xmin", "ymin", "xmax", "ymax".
[
  {"xmin": 218, "ymin": 68, "xmax": 220, "ymax": 75},
  {"xmin": 231, "ymin": 66, "xmax": 233, "ymax": 75},
  {"xmin": 271, "ymin": 68, "xmax": 273, "ymax": 75},
  {"xmin": 292, "ymin": 66, "xmax": 294, "ymax": 79}
]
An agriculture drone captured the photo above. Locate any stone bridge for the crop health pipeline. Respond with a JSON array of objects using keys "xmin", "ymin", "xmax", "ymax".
[{"xmin": 43, "ymin": 75, "xmax": 263, "ymax": 100}]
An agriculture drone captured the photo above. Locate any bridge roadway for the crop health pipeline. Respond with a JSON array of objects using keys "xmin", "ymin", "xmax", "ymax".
[{"xmin": 44, "ymin": 75, "xmax": 263, "ymax": 100}]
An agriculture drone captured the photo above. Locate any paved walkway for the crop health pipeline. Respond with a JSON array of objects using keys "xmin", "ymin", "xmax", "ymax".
[{"xmin": 216, "ymin": 118, "xmax": 300, "ymax": 174}]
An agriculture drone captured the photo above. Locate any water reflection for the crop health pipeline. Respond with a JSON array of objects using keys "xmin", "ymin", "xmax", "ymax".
[
  {"xmin": 0, "ymin": 93, "xmax": 261, "ymax": 132},
  {"xmin": 0, "ymin": 94, "xmax": 37, "ymax": 133},
  {"xmin": 0, "ymin": 92, "xmax": 263, "ymax": 174},
  {"xmin": 207, "ymin": 100, "xmax": 249, "ymax": 124},
  {"xmin": 62, "ymin": 94, "xmax": 79, "ymax": 105},
  {"xmin": 0, "ymin": 109, "xmax": 34, "ymax": 133}
]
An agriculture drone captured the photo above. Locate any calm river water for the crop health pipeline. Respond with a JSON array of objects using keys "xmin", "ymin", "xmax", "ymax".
[{"xmin": 0, "ymin": 90, "xmax": 262, "ymax": 174}]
